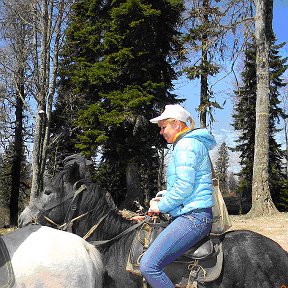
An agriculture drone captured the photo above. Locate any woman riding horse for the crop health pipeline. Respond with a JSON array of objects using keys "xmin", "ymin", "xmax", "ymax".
[{"xmin": 138, "ymin": 104, "xmax": 216, "ymax": 288}]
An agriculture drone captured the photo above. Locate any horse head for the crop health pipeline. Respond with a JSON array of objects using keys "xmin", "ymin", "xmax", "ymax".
[{"xmin": 18, "ymin": 155, "xmax": 87, "ymax": 227}]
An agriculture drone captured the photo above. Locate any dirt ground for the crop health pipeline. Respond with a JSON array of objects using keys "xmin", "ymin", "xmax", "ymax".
[
  {"xmin": 1, "ymin": 212, "xmax": 287, "ymax": 252},
  {"xmin": 228, "ymin": 212, "xmax": 288, "ymax": 252}
]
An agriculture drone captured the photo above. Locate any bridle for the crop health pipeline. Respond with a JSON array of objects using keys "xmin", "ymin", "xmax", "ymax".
[
  {"xmin": 25, "ymin": 180, "xmax": 87, "ymax": 230},
  {"xmin": 24, "ymin": 181, "xmax": 120, "ymax": 239},
  {"xmin": 24, "ymin": 180, "xmax": 167, "ymax": 249}
]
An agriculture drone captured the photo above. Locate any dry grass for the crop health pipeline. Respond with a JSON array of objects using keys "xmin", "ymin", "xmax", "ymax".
[
  {"xmin": 229, "ymin": 212, "xmax": 288, "ymax": 251},
  {"xmin": 0, "ymin": 227, "xmax": 16, "ymax": 235}
]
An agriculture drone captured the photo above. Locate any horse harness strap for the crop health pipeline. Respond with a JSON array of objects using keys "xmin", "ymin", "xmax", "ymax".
[
  {"xmin": 43, "ymin": 215, "xmax": 62, "ymax": 228},
  {"xmin": 59, "ymin": 210, "xmax": 92, "ymax": 230},
  {"xmin": 32, "ymin": 183, "xmax": 88, "ymax": 231},
  {"xmin": 89, "ymin": 221, "xmax": 144, "ymax": 247},
  {"xmin": 88, "ymin": 217, "xmax": 162, "ymax": 247},
  {"xmin": 41, "ymin": 208, "xmax": 93, "ymax": 231},
  {"xmin": 29, "ymin": 182, "xmax": 85, "ymax": 220},
  {"xmin": 44, "ymin": 189, "xmax": 76, "ymax": 212},
  {"xmin": 62, "ymin": 184, "xmax": 87, "ymax": 232},
  {"xmin": 83, "ymin": 211, "xmax": 111, "ymax": 240}
]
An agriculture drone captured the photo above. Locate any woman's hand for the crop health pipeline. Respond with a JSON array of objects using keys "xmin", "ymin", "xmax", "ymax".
[
  {"xmin": 129, "ymin": 196, "xmax": 162, "ymax": 220},
  {"xmin": 129, "ymin": 215, "xmax": 146, "ymax": 222},
  {"xmin": 149, "ymin": 197, "xmax": 161, "ymax": 213}
]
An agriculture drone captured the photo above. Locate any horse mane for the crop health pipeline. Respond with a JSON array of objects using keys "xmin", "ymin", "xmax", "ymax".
[
  {"xmin": 44, "ymin": 155, "xmax": 137, "ymax": 255},
  {"xmin": 73, "ymin": 181, "xmax": 136, "ymax": 252}
]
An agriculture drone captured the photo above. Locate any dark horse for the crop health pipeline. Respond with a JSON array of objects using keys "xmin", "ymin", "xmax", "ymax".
[{"xmin": 19, "ymin": 157, "xmax": 288, "ymax": 288}]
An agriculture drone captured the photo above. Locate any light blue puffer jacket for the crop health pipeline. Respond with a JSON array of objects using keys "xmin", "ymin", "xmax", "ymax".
[{"xmin": 157, "ymin": 128, "xmax": 216, "ymax": 217}]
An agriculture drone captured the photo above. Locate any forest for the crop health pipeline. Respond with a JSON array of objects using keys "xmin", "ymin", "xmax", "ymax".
[{"xmin": 0, "ymin": 0, "xmax": 287, "ymax": 227}]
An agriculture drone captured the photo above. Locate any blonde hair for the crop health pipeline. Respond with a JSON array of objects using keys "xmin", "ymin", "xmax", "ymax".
[
  {"xmin": 162, "ymin": 117, "xmax": 195, "ymax": 130},
  {"xmin": 187, "ymin": 116, "xmax": 195, "ymax": 129}
]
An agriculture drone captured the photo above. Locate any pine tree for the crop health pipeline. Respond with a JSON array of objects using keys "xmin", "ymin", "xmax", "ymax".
[
  {"xmin": 180, "ymin": 0, "xmax": 253, "ymax": 127},
  {"xmin": 215, "ymin": 141, "xmax": 229, "ymax": 195},
  {"xmin": 0, "ymin": 145, "xmax": 30, "ymax": 219},
  {"xmin": 232, "ymin": 37, "xmax": 288, "ymax": 212},
  {"xmin": 52, "ymin": 0, "xmax": 184, "ymax": 206},
  {"xmin": 227, "ymin": 173, "xmax": 238, "ymax": 194}
]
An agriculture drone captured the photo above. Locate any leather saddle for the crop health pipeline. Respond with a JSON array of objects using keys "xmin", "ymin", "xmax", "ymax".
[
  {"xmin": 126, "ymin": 221, "xmax": 223, "ymax": 287},
  {"xmin": 0, "ymin": 236, "xmax": 15, "ymax": 288}
]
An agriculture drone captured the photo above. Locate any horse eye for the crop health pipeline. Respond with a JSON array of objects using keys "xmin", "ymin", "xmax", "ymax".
[{"xmin": 44, "ymin": 189, "xmax": 52, "ymax": 195}]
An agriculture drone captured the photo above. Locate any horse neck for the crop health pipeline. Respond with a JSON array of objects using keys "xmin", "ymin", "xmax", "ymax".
[{"xmin": 73, "ymin": 184, "xmax": 134, "ymax": 243}]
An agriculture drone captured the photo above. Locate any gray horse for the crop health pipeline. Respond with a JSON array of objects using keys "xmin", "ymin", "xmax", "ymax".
[{"xmin": 1, "ymin": 225, "xmax": 103, "ymax": 288}]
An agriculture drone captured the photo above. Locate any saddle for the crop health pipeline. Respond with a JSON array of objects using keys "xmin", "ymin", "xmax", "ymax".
[
  {"xmin": 126, "ymin": 221, "xmax": 223, "ymax": 287},
  {"xmin": 0, "ymin": 236, "xmax": 15, "ymax": 288}
]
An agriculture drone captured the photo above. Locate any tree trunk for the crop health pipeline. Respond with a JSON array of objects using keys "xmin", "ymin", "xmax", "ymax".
[
  {"xmin": 30, "ymin": 106, "xmax": 46, "ymax": 202},
  {"xmin": 157, "ymin": 148, "xmax": 165, "ymax": 191},
  {"xmin": 0, "ymin": 3, "xmax": 31, "ymax": 225},
  {"xmin": 119, "ymin": 161, "xmax": 142, "ymax": 210},
  {"xmin": 9, "ymin": 77, "xmax": 24, "ymax": 226},
  {"xmin": 249, "ymin": 0, "xmax": 277, "ymax": 216},
  {"xmin": 284, "ymin": 115, "xmax": 288, "ymax": 178},
  {"xmin": 29, "ymin": 0, "xmax": 66, "ymax": 202},
  {"xmin": 200, "ymin": 0, "xmax": 209, "ymax": 128}
]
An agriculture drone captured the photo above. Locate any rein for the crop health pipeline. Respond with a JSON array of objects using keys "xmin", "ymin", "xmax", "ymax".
[
  {"xmin": 89, "ymin": 217, "xmax": 151, "ymax": 247},
  {"xmin": 28, "ymin": 181, "xmax": 170, "ymax": 250},
  {"xmin": 89, "ymin": 216, "xmax": 169, "ymax": 247},
  {"xmin": 28, "ymin": 182, "xmax": 146, "ymax": 244}
]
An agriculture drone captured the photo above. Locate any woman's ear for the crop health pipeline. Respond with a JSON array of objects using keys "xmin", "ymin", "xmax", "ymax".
[{"xmin": 172, "ymin": 120, "xmax": 180, "ymax": 130}]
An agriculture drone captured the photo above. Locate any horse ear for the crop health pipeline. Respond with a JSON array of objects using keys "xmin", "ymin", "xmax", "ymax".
[
  {"xmin": 66, "ymin": 162, "xmax": 82, "ymax": 184},
  {"xmin": 62, "ymin": 153, "xmax": 92, "ymax": 180}
]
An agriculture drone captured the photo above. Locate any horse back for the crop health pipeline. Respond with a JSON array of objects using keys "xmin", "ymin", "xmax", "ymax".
[{"xmin": 218, "ymin": 230, "xmax": 288, "ymax": 287}]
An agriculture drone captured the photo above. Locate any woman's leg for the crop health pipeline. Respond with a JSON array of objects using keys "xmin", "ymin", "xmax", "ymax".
[{"xmin": 139, "ymin": 208, "xmax": 212, "ymax": 288}]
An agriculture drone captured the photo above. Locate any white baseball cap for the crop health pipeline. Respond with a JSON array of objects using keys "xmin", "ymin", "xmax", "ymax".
[{"xmin": 150, "ymin": 104, "xmax": 191, "ymax": 124}]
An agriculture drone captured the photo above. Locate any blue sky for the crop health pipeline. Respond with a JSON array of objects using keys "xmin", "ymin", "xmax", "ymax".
[{"xmin": 173, "ymin": 0, "xmax": 288, "ymax": 172}]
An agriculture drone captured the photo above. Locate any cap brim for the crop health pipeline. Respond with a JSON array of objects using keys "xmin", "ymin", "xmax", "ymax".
[{"xmin": 149, "ymin": 115, "xmax": 166, "ymax": 123}]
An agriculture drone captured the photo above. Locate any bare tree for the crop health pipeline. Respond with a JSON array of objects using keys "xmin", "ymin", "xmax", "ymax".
[
  {"xmin": 250, "ymin": 0, "xmax": 277, "ymax": 216},
  {"xmin": 0, "ymin": 0, "xmax": 73, "ymax": 207},
  {"xmin": 29, "ymin": 0, "xmax": 73, "ymax": 201},
  {"xmin": 0, "ymin": 0, "xmax": 32, "ymax": 225}
]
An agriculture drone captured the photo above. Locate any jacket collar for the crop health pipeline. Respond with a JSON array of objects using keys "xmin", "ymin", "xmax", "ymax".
[{"xmin": 172, "ymin": 127, "xmax": 191, "ymax": 148}]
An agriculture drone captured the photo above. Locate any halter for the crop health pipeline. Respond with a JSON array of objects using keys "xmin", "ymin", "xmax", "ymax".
[
  {"xmin": 26, "ymin": 180, "xmax": 87, "ymax": 229},
  {"xmin": 24, "ymin": 181, "xmax": 169, "ymax": 249},
  {"xmin": 25, "ymin": 181, "xmax": 118, "ymax": 238}
]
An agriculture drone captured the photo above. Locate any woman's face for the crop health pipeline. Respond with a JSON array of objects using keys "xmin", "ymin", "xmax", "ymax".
[{"xmin": 158, "ymin": 119, "xmax": 179, "ymax": 143}]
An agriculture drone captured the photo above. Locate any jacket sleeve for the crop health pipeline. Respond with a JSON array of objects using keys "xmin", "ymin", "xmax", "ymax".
[{"xmin": 157, "ymin": 139, "xmax": 200, "ymax": 213}]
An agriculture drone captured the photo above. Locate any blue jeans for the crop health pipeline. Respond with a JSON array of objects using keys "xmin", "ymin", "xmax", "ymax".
[{"xmin": 139, "ymin": 208, "xmax": 213, "ymax": 288}]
